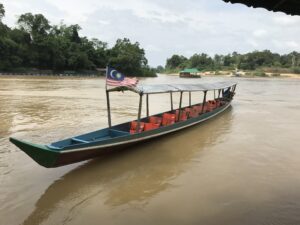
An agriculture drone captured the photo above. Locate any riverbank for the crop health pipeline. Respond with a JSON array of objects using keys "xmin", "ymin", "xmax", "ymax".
[{"xmin": 164, "ymin": 70, "xmax": 300, "ymax": 79}]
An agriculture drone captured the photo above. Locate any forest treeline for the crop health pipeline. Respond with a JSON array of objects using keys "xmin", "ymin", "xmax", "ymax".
[
  {"xmin": 163, "ymin": 51, "xmax": 300, "ymax": 74},
  {"xmin": 0, "ymin": 3, "xmax": 156, "ymax": 76}
]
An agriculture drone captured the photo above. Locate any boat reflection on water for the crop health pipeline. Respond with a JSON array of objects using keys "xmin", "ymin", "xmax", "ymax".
[{"xmin": 23, "ymin": 108, "xmax": 233, "ymax": 225}]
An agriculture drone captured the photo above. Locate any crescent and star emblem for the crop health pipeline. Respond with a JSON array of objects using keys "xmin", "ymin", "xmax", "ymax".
[{"xmin": 110, "ymin": 70, "xmax": 116, "ymax": 79}]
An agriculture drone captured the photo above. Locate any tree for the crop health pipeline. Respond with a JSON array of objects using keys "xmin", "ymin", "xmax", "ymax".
[
  {"xmin": 155, "ymin": 65, "xmax": 164, "ymax": 73},
  {"xmin": 91, "ymin": 38, "xmax": 108, "ymax": 68},
  {"xmin": 17, "ymin": 13, "xmax": 51, "ymax": 40},
  {"xmin": 109, "ymin": 38, "xmax": 151, "ymax": 76},
  {"xmin": 0, "ymin": 3, "xmax": 5, "ymax": 21},
  {"xmin": 189, "ymin": 53, "xmax": 213, "ymax": 70},
  {"xmin": 165, "ymin": 55, "xmax": 187, "ymax": 69}
]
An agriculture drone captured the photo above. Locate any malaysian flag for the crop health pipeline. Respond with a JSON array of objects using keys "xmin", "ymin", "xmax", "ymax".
[{"xmin": 106, "ymin": 67, "xmax": 138, "ymax": 88}]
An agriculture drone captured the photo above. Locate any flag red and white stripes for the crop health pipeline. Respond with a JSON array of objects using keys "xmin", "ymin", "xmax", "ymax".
[
  {"xmin": 106, "ymin": 67, "xmax": 138, "ymax": 88},
  {"xmin": 106, "ymin": 77, "xmax": 138, "ymax": 87}
]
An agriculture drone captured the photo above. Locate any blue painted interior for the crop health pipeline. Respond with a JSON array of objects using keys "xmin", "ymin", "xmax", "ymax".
[{"xmin": 47, "ymin": 99, "xmax": 226, "ymax": 151}]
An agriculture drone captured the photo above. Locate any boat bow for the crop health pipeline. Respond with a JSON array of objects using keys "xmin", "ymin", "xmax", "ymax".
[{"xmin": 9, "ymin": 137, "xmax": 59, "ymax": 168}]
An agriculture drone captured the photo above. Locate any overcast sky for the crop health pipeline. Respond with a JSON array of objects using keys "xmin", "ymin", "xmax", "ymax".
[{"xmin": 2, "ymin": 0, "xmax": 300, "ymax": 66}]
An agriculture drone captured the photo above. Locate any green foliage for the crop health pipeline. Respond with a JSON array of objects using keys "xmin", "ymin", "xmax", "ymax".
[
  {"xmin": 155, "ymin": 65, "xmax": 164, "ymax": 73},
  {"xmin": 165, "ymin": 50, "xmax": 300, "ymax": 74},
  {"xmin": 0, "ymin": 3, "xmax": 5, "ymax": 21},
  {"xmin": 0, "ymin": 4, "xmax": 155, "ymax": 76},
  {"xmin": 253, "ymin": 71, "xmax": 267, "ymax": 77},
  {"xmin": 166, "ymin": 55, "xmax": 187, "ymax": 69},
  {"xmin": 18, "ymin": 13, "xmax": 51, "ymax": 39},
  {"xmin": 108, "ymin": 38, "xmax": 155, "ymax": 76},
  {"xmin": 292, "ymin": 67, "xmax": 300, "ymax": 74},
  {"xmin": 109, "ymin": 38, "xmax": 149, "ymax": 76},
  {"xmin": 189, "ymin": 53, "xmax": 213, "ymax": 70}
]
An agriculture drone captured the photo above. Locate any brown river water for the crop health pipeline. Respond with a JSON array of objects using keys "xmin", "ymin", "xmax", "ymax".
[{"xmin": 0, "ymin": 75, "xmax": 300, "ymax": 225}]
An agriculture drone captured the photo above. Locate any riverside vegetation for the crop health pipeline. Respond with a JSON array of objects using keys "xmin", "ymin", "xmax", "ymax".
[
  {"xmin": 0, "ymin": 3, "xmax": 156, "ymax": 77},
  {"xmin": 161, "ymin": 51, "xmax": 300, "ymax": 77}
]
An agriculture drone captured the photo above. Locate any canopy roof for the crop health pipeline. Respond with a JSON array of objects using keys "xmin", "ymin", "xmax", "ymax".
[
  {"xmin": 223, "ymin": 0, "xmax": 300, "ymax": 16},
  {"xmin": 180, "ymin": 68, "xmax": 200, "ymax": 73},
  {"xmin": 109, "ymin": 81, "xmax": 237, "ymax": 94}
]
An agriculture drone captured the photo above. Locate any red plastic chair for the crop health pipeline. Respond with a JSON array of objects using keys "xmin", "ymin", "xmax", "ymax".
[
  {"xmin": 189, "ymin": 109, "xmax": 198, "ymax": 118},
  {"xmin": 130, "ymin": 121, "xmax": 145, "ymax": 134},
  {"xmin": 149, "ymin": 116, "xmax": 162, "ymax": 125},
  {"xmin": 193, "ymin": 105, "xmax": 201, "ymax": 113},
  {"xmin": 175, "ymin": 110, "xmax": 188, "ymax": 121},
  {"xmin": 144, "ymin": 123, "xmax": 160, "ymax": 131},
  {"xmin": 162, "ymin": 113, "xmax": 176, "ymax": 126}
]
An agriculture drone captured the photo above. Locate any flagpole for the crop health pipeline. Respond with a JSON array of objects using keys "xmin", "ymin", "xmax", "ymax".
[{"xmin": 105, "ymin": 66, "xmax": 112, "ymax": 128}]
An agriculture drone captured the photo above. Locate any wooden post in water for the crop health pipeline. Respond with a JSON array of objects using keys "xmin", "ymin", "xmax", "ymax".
[
  {"xmin": 178, "ymin": 91, "xmax": 183, "ymax": 121},
  {"xmin": 146, "ymin": 94, "xmax": 149, "ymax": 117},
  {"xmin": 201, "ymin": 91, "xmax": 207, "ymax": 114},
  {"xmin": 106, "ymin": 90, "xmax": 112, "ymax": 128},
  {"xmin": 170, "ymin": 92, "xmax": 173, "ymax": 111},
  {"xmin": 136, "ymin": 94, "xmax": 143, "ymax": 133},
  {"xmin": 189, "ymin": 92, "xmax": 191, "ymax": 107}
]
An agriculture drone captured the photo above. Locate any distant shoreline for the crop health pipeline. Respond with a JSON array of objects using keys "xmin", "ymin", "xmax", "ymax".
[
  {"xmin": 1, "ymin": 72, "xmax": 299, "ymax": 80},
  {"xmin": 0, "ymin": 72, "xmax": 102, "ymax": 77},
  {"xmin": 0, "ymin": 72, "xmax": 157, "ymax": 78},
  {"xmin": 164, "ymin": 71, "xmax": 300, "ymax": 79}
]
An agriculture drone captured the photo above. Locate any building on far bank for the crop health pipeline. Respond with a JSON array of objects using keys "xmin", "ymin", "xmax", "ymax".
[{"xmin": 179, "ymin": 68, "xmax": 202, "ymax": 78}]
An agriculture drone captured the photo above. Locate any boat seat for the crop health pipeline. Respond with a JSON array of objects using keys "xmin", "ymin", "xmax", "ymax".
[
  {"xmin": 47, "ymin": 144, "xmax": 63, "ymax": 150},
  {"xmin": 208, "ymin": 100, "xmax": 217, "ymax": 110},
  {"xmin": 175, "ymin": 110, "xmax": 188, "ymax": 121},
  {"xmin": 149, "ymin": 116, "xmax": 162, "ymax": 125},
  {"xmin": 144, "ymin": 123, "xmax": 160, "ymax": 131},
  {"xmin": 193, "ymin": 105, "xmax": 201, "ymax": 113},
  {"xmin": 162, "ymin": 113, "xmax": 176, "ymax": 126},
  {"xmin": 71, "ymin": 138, "xmax": 90, "ymax": 143},
  {"xmin": 130, "ymin": 121, "xmax": 145, "ymax": 133}
]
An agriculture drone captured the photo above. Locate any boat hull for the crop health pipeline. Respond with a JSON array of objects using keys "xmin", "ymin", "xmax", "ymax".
[{"xmin": 10, "ymin": 101, "xmax": 232, "ymax": 168}]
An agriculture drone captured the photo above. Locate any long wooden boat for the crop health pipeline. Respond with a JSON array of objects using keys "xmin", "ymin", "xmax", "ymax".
[{"xmin": 10, "ymin": 81, "xmax": 237, "ymax": 168}]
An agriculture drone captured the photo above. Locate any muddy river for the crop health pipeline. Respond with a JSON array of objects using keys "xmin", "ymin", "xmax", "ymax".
[{"xmin": 0, "ymin": 75, "xmax": 300, "ymax": 225}]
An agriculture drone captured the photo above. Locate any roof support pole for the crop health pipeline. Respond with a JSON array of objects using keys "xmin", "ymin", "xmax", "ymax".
[
  {"xmin": 170, "ymin": 92, "xmax": 173, "ymax": 111},
  {"xmin": 189, "ymin": 92, "xmax": 191, "ymax": 107},
  {"xmin": 233, "ymin": 84, "xmax": 237, "ymax": 93},
  {"xmin": 214, "ymin": 90, "xmax": 216, "ymax": 99},
  {"xmin": 146, "ymin": 94, "xmax": 149, "ymax": 117},
  {"xmin": 136, "ymin": 94, "xmax": 143, "ymax": 133},
  {"xmin": 218, "ymin": 89, "xmax": 221, "ymax": 99},
  {"xmin": 106, "ymin": 90, "xmax": 112, "ymax": 128},
  {"xmin": 201, "ymin": 91, "xmax": 207, "ymax": 114},
  {"xmin": 178, "ymin": 91, "xmax": 183, "ymax": 122},
  {"xmin": 231, "ymin": 84, "xmax": 237, "ymax": 99}
]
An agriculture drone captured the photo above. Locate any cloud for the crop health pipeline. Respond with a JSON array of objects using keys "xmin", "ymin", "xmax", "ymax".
[
  {"xmin": 246, "ymin": 39, "xmax": 259, "ymax": 48},
  {"xmin": 286, "ymin": 41, "xmax": 299, "ymax": 48},
  {"xmin": 1, "ymin": 0, "xmax": 300, "ymax": 66},
  {"xmin": 273, "ymin": 15, "xmax": 300, "ymax": 26},
  {"xmin": 253, "ymin": 29, "xmax": 268, "ymax": 38}
]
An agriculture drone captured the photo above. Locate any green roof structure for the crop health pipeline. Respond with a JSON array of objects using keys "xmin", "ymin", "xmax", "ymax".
[{"xmin": 180, "ymin": 68, "xmax": 200, "ymax": 73}]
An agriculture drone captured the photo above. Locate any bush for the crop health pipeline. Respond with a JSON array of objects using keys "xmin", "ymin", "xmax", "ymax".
[
  {"xmin": 140, "ymin": 67, "xmax": 157, "ymax": 77},
  {"xmin": 292, "ymin": 67, "xmax": 300, "ymax": 74},
  {"xmin": 254, "ymin": 71, "xmax": 267, "ymax": 77}
]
